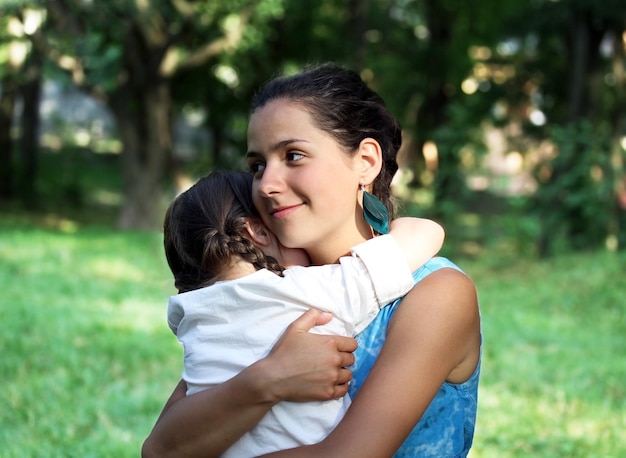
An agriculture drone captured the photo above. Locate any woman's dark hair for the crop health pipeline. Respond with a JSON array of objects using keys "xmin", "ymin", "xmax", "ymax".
[
  {"xmin": 164, "ymin": 170, "xmax": 285, "ymax": 293},
  {"xmin": 251, "ymin": 62, "xmax": 401, "ymax": 217}
]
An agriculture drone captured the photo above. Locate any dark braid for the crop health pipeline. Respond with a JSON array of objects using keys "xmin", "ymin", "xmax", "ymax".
[
  {"xmin": 164, "ymin": 170, "xmax": 285, "ymax": 293},
  {"xmin": 202, "ymin": 231, "xmax": 285, "ymax": 280}
]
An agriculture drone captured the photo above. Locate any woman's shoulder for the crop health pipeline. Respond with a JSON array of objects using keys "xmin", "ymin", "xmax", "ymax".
[
  {"xmin": 411, "ymin": 256, "xmax": 471, "ymax": 284},
  {"xmin": 412, "ymin": 258, "xmax": 477, "ymax": 311},
  {"xmin": 416, "ymin": 256, "xmax": 462, "ymax": 274}
]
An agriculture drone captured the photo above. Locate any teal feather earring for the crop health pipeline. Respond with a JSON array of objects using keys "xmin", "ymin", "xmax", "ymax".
[{"xmin": 361, "ymin": 182, "xmax": 390, "ymax": 234}]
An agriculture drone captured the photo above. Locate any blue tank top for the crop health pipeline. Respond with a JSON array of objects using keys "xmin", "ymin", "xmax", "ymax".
[{"xmin": 349, "ymin": 257, "xmax": 480, "ymax": 458}]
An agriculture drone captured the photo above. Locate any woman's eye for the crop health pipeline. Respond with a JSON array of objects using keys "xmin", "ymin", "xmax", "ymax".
[
  {"xmin": 249, "ymin": 162, "xmax": 265, "ymax": 173},
  {"xmin": 287, "ymin": 152, "xmax": 304, "ymax": 162}
]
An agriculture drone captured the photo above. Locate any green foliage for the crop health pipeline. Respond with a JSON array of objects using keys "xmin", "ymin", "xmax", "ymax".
[
  {"xmin": 2, "ymin": 0, "xmax": 624, "ymax": 236},
  {"xmin": 16, "ymin": 149, "xmax": 123, "ymax": 224},
  {"xmin": 431, "ymin": 101, "xmax": 487, "ymax": 220},
  {"xmin": 531, "ymin": 120, "xmax": 614, "ymax": 254}
]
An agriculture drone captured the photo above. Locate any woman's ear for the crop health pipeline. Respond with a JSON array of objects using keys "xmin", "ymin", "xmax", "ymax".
[
  {"xmin": 358, "ymin": 137, "xmax": 383, "ymax": 187},
  {"xmin": 244, "ymin": 218, "xmax": 272, "ymax": 247}
]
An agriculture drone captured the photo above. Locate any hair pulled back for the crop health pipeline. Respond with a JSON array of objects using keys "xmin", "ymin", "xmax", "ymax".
[
  {"xmin": 164, "ymin": 170, "xmax": 285, "ymax": 293},
  {"xmin": 251, "ymin": 62, "xmax": 401, "ymax": 217}
]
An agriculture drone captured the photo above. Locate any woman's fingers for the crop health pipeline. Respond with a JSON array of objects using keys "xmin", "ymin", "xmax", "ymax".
[
  {"xmin": 334, "ymin": 334, "xmax": 358, "ymax": 355},
  {"xmin": 263, "ymin": 310, "xmax": 358, "ymax": 402},
  {"xmin": 337, "ymin": 367, "xmax": 353, "ymax": 386},
  {"xmin": 288, "ymin": 308, "xmax": 333, "ymax": 332}
]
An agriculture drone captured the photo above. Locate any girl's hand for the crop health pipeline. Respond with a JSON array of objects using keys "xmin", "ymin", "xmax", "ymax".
[{"xmin": 260, "ymin": 308, "xmax": 357, "ymax": 403}]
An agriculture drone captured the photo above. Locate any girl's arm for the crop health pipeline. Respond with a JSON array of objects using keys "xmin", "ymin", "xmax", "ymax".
[
  {"xmin": 142, "ymin": 309, "xmax": 358, "ymax": 458},
  {"xmin": 261, "ymin": 268, "xmax": 481, "ymax": 458},
  {"xmin": 388, "ymin": 217, "xmax": 445, "ymax": 272}
]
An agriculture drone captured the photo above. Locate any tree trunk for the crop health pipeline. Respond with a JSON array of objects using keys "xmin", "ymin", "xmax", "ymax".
[
  {"xmin": 554, "ymin": 13, "xmax": 599, "ymax": 249},
  {"xmin": 417, "ymin": 0, "xmax": 460, "ymax": 212},
  {"xmin": 347, "ymin": 0, "xmax": 369, "ymax": 69},
  {"xmin": 18, "ymin": 45, "xmax": 43, "ymax": 207},
  {"xmin": 111, "ymin": 25, "xmax": 173, "ymax": 230},
  {"xmin": 209, "ymin": 122, "xmax": 225, "ymax": 167},
  {"xmin": 111, "ymin": 81, "xmax": 172, "ymax": 230},
  {"xmin": 537, "ymin": 11, "xmax": 606, "ymax": 256},
  {"xmin": 609, "ymin": 24, "xmax": 626, "ymax": 250},
  {"xmin": 0, "ymin": 74, "xmax": 18, "ymax": 201}
]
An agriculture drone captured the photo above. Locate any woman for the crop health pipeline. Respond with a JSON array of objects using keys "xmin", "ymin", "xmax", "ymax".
[
  {"xmin": 163, "ymin": 170, "xmax": 443, "ymax": 457},
  {"xmin": 142, "ymin": 63, "xmax": 481, "ymax": 457}
]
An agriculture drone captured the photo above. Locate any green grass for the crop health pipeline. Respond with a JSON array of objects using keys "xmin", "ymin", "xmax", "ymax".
[
  {"xmin": 0, "ymin": 220, "xmax": 179, "ymax": 457},
  {"xmin": 465, "ymin": 251, "xmax": 626, "ymax": 457},
  {"xmin": 1, "ymin": 217, "xmax": 625, "ymax": 457}
]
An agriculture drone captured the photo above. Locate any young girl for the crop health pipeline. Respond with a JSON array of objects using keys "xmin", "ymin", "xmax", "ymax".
[
  {"xmin": 143, "ymin": 63, "xmax": 480, "ymax": 458},
  {"xmin": 163, "ymin": 170, "xmax": 444, "ymax": 457}
]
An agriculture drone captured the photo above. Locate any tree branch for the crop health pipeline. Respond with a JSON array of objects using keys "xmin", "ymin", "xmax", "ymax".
[{"xmin": 164, "ymin": 5, "xmax": 254, "ymax": 77}]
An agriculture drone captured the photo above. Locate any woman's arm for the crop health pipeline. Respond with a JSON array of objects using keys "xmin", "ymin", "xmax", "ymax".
[
  {"xmin": 262, "ymin": 268, "xmax": 481, "ymax": 458},
  {"xmin": 142, "ymin": 309, "xmax": 358, "ymax": 458}
]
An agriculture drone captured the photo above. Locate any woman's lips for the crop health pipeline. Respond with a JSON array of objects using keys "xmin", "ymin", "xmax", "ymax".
[{"xmin": 271, "ymin": 204, "xmax": 303, "ymax": 219}]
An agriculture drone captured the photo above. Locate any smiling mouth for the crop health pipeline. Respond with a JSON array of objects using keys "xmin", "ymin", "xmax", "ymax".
[{"xmin": 271, "ymin": 204, "xmax": 303, "ymax": 219}]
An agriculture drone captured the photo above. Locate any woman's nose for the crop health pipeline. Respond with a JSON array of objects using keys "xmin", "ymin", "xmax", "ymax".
[{"xmin": 257, "ymin": 163, "xmax": 284, "ymax": 197}]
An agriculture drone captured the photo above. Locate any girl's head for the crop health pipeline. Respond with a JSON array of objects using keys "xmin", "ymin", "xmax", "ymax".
[
  {"xmin": 164, "ymin": 170, "xmax": 306, "ymax": 293},
  {"xmin": 250, "ymin": 63, "xmax": 401, "ymax": 215}
]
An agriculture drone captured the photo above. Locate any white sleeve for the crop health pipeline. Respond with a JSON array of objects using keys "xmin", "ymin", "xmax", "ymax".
[
  {"xmin": 348, "ymin": 234, "xmax": 414, "ymax": 306},
  {"xmin": 167, "ymin": 296, "xmax": 184, "ymax": 336},
  {"xmin": 284, "ymin": 235, "xmax": 413, "ymax": 335}
]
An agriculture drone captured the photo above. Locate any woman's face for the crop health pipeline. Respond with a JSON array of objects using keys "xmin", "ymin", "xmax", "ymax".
[{"xmin": 246, "ymin": 99, "xmax": 370, "ymax": 264}]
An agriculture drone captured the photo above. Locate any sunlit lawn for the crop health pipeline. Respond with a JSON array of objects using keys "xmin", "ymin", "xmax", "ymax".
[
  {"xmin": 1, "ymin": 218, "xmax": 624, "ymax": 457},
  {"xmin": 467, "ymin": 250, "xmax": 626, "ymax": 457},
  {"xmin": 0, "ymin": 220, "xmax": 179, "ymax": 457}
]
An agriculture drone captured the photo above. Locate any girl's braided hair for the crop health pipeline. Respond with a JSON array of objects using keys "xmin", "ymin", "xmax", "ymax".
[{"xmin": 164, "ymin": 170, "xmax": 285, "ymax": 293}]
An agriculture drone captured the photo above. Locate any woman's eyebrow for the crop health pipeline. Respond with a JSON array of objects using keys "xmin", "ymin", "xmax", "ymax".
[
  {"xmin": 246, "ymin": 151, "xmax": 263, "ymax": 160},
  {"xmin": 247, "ymin": 139, "xmax": 310, "ymax": 158}
]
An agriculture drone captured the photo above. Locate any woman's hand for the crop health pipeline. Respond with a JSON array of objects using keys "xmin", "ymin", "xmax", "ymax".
[
  {"xmin": 260, "ymin": 308, "xmax": 358, "ymax": 403},
  {"xmin": 142, "ymin": 308, "xmax": 357, "ymax": 458}
]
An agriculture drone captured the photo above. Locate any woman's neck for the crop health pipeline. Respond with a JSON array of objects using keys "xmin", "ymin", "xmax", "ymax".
[{"xmin": 308, "ymin": 224, "xmax": 373, "ymax": 265}]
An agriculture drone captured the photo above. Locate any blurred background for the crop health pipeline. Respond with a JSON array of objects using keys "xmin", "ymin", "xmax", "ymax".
[{"xmin": 0, "ymin": 0, "xmax": 624, "ymax": 456}]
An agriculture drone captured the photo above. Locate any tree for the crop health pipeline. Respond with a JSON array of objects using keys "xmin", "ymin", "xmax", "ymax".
[
  {"xmin": 0, "ymin": 2, "xmax": 48, "ymax": 206},
  {"xmin": 500, "ymin": 0, "xmax": 626, "ymax": 254},
  {"xmin": 171, "ymin": 0, "xmax": 372, "ymax": 172},
  {"xmin": 0, "ymin": 62, "xmax": 19, "ymax": 201},
  {"xmin": 357, "ymin": 0, "xmax": 525, "ymax": 219},
  {"xmin": 18, "ymin": 27, "xmax": 43, "ymax": 206},
  {"xmin": 35, "ymin": 0, "xmax": 281, "ymax": 229}
]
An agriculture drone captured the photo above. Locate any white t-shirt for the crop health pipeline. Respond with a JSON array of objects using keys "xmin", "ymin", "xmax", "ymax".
[{"xmin": 167, "ymin": 234, "xmax": 414, "ymax": 457}]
